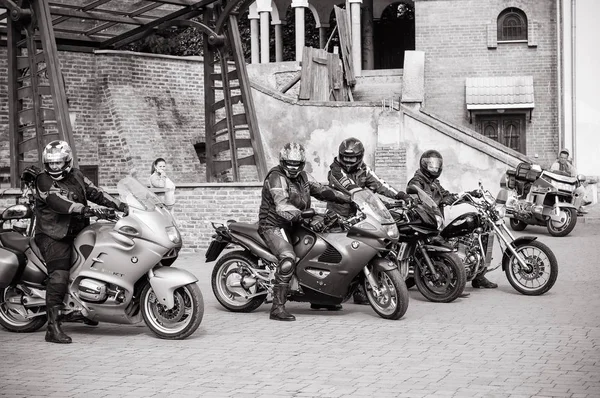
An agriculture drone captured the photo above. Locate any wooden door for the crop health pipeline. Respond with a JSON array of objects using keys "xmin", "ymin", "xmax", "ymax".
[{"xmin": 476, "ymin": 114, "xmax": 526, "ymax": 154}]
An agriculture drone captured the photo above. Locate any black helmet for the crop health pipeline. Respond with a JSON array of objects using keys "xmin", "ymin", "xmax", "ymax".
[
  {"xmin": 338, "ymin": 137, "xmax": 364, "ymax": 173},
  {"xmin": 279, "ymin": 142, "xmax": 306, "ymax": 179},
  {"xmin": 420, "ymin": 150, "xmax": 443, "ymax": 179},
  {"xmin": 42, "ymin": 140, "xmax": 73, "ymax": 181}
]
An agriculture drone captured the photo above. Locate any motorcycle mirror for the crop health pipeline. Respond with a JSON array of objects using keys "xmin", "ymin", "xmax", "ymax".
[
  {"xmin": 406, "ymin": 185, "xmax": 419, "ymax": 195},
  {"xmin": 301, "ymin": 209, "xmax": 315, "ymax": 219},
  {"xmin": 577, "ymin": 174, "xmax": 586, "ymax": 183}
]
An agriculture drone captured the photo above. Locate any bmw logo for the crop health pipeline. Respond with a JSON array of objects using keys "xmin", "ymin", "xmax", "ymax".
[
  {"xmin": 131, "ymin": 257, "xmax": 138, "ymax": 263},
  {"xmin": 351, "ymin": 241, "xmax": 360, "ymax": 249}
]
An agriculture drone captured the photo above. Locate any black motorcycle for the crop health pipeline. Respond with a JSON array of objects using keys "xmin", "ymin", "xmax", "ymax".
[
  {"xmin": 205, "ymin": 189, "xmax": 409, "ymax": 320},
  {"xmin": 386, "ymin": 186, "xmax": 466, "ymax": 303},
  {"xmin": 0, "ymin": 166, "xmax": 39, "ymax": 236},
  {"xmin": 441, "ymin": 182, "xmax": 558, "ymax": 295}
]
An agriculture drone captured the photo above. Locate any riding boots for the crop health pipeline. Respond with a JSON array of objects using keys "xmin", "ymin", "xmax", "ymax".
[
  {"xmin": 270, "ymin": 284, "xmax": 295, "ymax": 321},
  {"xmin": 472, "ymin": 274, "xmax": 498, "ymax": 289},
  {"xmin": 45, "ymin": 306, "xmax": 72, "ymax": 344}
]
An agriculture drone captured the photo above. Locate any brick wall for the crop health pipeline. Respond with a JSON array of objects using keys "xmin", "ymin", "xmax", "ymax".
[
  {"xmin": 415, "ymin": 0, "xmax": 559, "ymax": 166},
  {"xmin": 375, "ymin": 145, "xmax": 408, "ymax": 191}
]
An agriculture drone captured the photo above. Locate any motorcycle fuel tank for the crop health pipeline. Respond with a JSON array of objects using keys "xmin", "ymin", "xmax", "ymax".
[{"xmin": 441, "ymin": 212, "xmax": 482, "ymax": 239}]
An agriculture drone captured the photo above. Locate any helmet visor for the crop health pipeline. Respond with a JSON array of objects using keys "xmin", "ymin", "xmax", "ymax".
[
  {"xmin": 283, "ymin": 160, "xmax": 303, "ymax": 175},
  {"xmin": 422, "ymin": 157, "xmax": 442, "ymax": 173},
  {"xmin": 342, "ymin": 155, "xmax": 359, "ymax": 165}
]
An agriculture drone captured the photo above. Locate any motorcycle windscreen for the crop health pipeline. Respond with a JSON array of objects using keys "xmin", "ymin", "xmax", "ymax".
[
  {"xmin": 351, "ymin": 189, "xmax": 394, "ymax": 224},
  {"xmin": 406, "ymin": 185, "xmax": 443, "ymax": 228},
  {"xmin": 117, "ymin": 176, "xmax": 164, "ymax": 211}
]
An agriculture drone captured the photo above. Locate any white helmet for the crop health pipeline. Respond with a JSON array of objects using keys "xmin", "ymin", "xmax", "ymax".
[{"xmin": 42, "ymin": 140, "xmax": 73, "ymax": 180}]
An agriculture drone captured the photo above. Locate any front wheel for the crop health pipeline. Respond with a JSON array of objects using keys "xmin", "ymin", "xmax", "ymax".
[
  {"xmin": 414, "ymin": 252, "xmax": 467, "ymax": 303},
  {"xmin": 0, "ymin": 287, "xmax": 47, "ymax": 333},
  {"xmin": 509, "ymin": 218, "xmax": 528, "ymax": 231},
  {"xmin": 364, "ymin": 268, "xmax": 409, "ymax": 320},
  {"xmin": 547, "ymin": 207, "xmax": 577, "ymax": 237},
  {"xmin": 504, "ymin": 240, "xmax": 558, "ymax": 295},
  {"xmin": 141, "ymin": 283, "xmax": 204, "ymax": 340}
]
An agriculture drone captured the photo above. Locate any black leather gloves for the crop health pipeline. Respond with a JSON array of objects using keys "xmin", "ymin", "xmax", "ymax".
[
  {"xmin": 309, "ymin": 215, "xmax": 325, "ymax": 232},
  {"xmin": 441, "ymin": 195, "xmax": 458, "ymax": 206},
  {"xmin": 395, "ymin": 191, "xmax": 411, "ymax": 201},
  {"xmin": 118, "ymin": 203, "xmax": 129, "ymax": 214},
  {"xmin": 83, "ymin": 207, "xmax": 112, "ymax": 219}
]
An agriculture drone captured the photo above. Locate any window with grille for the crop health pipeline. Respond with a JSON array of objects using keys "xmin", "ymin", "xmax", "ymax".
[{"xmin": 497, "ymin": 8, "xmax": 527, "ymax": 41}]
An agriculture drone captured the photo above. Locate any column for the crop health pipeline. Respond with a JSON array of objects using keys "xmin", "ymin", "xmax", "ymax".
[
  {"xmin": 249, "ymin": 3, "xmax": 260, "ymax": 64},
  {"xmin": 361, "ymin": 0, "xmax": 374, "ymax": 70},
  {"xmin": 349, "ymin": 0, "xmax": 362, "ymax": 76},
  {"xmin": 319, "ymin": 26, "xmax": 328, "ymax": 49},
  {"xmin": 292, "ymin": 0, "xmax": 309, "ymax": 62},
  {"xmin": 274, "ymin": 23, "xmax": 283, "ymax": 62},
  {"xmin": 260, "ymin": 11, "xmax": 270, "ymax": 63}
]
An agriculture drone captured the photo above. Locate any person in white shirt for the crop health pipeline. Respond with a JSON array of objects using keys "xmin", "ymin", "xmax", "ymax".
[{"xmin": 149, "ymin": 157, "xmax": 176, "ymax": 211}]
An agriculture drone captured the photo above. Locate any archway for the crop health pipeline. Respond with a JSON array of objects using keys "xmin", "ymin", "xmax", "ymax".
[{"xmin": 373, "ymin": 1, "xmax": 415, "ymax": 69}]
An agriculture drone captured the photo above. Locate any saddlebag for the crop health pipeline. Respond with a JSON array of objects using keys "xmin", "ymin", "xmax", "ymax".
[{"xmin": 0, "ymin": 247, "xmax": 27, "ymax": 288}]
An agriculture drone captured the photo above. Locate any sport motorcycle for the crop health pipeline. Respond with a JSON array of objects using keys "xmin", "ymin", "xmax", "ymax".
[{"xmin": 206, "ymin": 189, "xmax": 409, "ymax": 320}]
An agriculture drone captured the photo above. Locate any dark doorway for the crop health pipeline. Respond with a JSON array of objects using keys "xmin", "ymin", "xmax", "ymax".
[
  {"xmin": 476, "ymin": 114, "xmax": 527, "ymax": 154},
  {"xmin": 373, "ymin": 1, "xmax": 415, "ymax": 69}
]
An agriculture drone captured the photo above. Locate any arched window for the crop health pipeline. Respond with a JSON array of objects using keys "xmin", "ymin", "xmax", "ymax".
[{"xmin": 497, "ymin": 8, "xmax": 527, "ymax": 41}]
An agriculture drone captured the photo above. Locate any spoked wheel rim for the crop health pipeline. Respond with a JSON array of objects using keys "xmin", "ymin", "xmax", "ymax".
[
  {"xmin": 365, "ymin": 270, "xmax": 398, "ymax": 316},
  {"xmin": 0, "ymin": 287, "xmax": 40, "ymax": 327},
  {"xmin": 508, "ymin": 246, "xmax": 552, "ymax": 291},
  {"xmin": 215, "ymin": 259, "xmax": 259, "ymax": 307},
  {"xmin": 144, "ymin": 286, "xmax": 195, "ymax": 334}
]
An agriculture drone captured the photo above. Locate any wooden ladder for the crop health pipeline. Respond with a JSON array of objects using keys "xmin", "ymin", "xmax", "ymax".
[
  {"xmin": 203, "ymin": 5, "xmax": 267, "ymax": 182},
  {"xmin": 5, "ymin": 0, "xmax": 77, "ymax": 186}
]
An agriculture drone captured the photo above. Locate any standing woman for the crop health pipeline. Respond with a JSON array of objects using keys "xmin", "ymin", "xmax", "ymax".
[{"xmin": 150, "ymin": 157, "xmax": 176, "ymax": 211}]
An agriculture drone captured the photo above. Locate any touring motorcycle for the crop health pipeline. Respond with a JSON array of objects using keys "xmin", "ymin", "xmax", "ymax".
[
  {"xmin": 205, "ymin": 189, "xmax": 409, "ymax": 320},
  {"xmin": 504, "ymin": 161, "xmax": 584, "ymax": 237},
  {"xmin": 386, "ymin": 186, "xmax": 466, "ymax": 303},
  {"xmin": 441, "ymin": 182, "xmax": 558, "ymax": 295},
  {"xmin": 0, "ymin": 176, "xmax": 203, "ymax": 339}
]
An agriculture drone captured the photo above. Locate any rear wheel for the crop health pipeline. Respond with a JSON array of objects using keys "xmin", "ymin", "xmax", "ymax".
[
  {"xmin": 414, "ymin": 252, "xmax": 466, "ymax": 303},
  {"xmin": 547, "ymin": 207, "xmax": 577, "ymax": 237},
  {"xmin": 364, "ymin": 268, "xmax": 409, "ymax": 320},
  {"xmin": 0, "ymin": 287, "xmax": 47, "ymax": 333},
  {"xmin": 504, "ymin": 240, "xmax": 558, "ymax": 295},
  {"xmin": 211, "ymin": 251, "xmax": 267, "ymax": 312},
  {"xmin": 509, "ymin": 218, "xmax": 528, "ymax": 231},
  {"xmin": 141, "ymin": 282, "xmax": 204, "ymax": 340}
]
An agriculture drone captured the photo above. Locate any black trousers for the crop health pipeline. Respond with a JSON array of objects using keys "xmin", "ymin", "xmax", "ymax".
[
  {"xmin": 258, "ymin": 226, "xmax": 296, "ymax": 284},
  {"xmin": 35, "ymin": 234, "xmax": 73, "ymax": 307}
]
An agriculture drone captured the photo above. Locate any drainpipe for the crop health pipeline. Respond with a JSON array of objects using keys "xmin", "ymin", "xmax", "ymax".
[
  {"xmin": 571, "ymin": 0, "xmax": 577, "ymax": 166},
  {"xmin": 556, "ymin": 0, "xmax": 563, "ymax": 150}
]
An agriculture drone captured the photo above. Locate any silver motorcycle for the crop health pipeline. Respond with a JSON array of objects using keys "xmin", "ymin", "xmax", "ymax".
[{"xmin": 0, "ymin": 176, "xmax": 203, "ymax": 339}]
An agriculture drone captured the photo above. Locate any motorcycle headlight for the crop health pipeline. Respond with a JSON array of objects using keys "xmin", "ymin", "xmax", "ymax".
[
  {"xmin": 496, "ymin": 205, "xmax": 506, "ymax": 219},
  {"xmin": 435, "ymin": 215, "xmax": 444, "ymax": 230},
  {"xmin": 166, "ymin": 226, "xmax": 181, "ymax": 244},
  {"xmin": 384, "ymin": 224, "xmax": 399, "ymax": 240}
]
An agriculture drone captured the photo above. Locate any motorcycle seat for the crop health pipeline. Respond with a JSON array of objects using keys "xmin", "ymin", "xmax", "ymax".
[
  {"xmin": 228, "ymin": 222, "xmax": 269, "ymax": 248},
  {"xmin": 0, "ymin": 231, "xmax": 29, "ymax": 253}
]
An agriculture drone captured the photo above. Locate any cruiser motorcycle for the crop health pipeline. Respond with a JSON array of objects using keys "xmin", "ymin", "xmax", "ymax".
[
  {"xmin": 386, "ymin": 186, "xmax": 466, "ymax": 303},
  {"xmin": 504, "ymin": 161, "xmax": 584, "ymax": 237},
  {"xmin": 0, "ymin": 176, "xmax": 203, "ymax": 339},
  {"xmin": 441, "ymin": 182, "xmax": 558, "ymax": 295},
  {"xmin": 206, "ymin": 189, "xmax": 409, "ymax": 320}
]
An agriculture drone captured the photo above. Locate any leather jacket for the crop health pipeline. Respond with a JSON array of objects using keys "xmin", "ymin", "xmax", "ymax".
[
  {"xmin": 327, "ymin": 158, "xmax": 399, "ymax": 217},
  {"xmin": 258, "ymin": 166, "xmax": 350, "ymax": 229},
  {"xmin": 407, "ymin": 169, "xmax": 453, "ymax": 206},
  {"xmin": 35, "ymin": 169, "xmax": 122, "ymax": 239}
]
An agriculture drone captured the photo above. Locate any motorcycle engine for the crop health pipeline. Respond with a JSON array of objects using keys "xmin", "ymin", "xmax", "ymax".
[
  {"xmin": 78, "ymin": 279, "xmax": 108, "ymax": 302},
  {"xmin": 455, "ymin": 236, "xmax": 481, "ymax": 279}
]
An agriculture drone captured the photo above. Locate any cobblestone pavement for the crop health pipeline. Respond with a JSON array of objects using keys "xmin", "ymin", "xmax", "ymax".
[{"xmin": 1, "ymin": 222, "xmax": 599, "ymax": 398}]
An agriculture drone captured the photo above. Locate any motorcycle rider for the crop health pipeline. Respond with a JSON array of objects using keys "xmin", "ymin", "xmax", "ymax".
[
  {"xmin": 258, "ymin": 142, "xmax": 351, "ymax": 321},
  {"xmin": 327, "ymin": 137, "xmax": 411, "ymax": 305},
  {"xmin": 35, "ymin": 140, "xmax": 127, "ymax": 343},
  {"xmin": 550, "ymin": 148, "xmax": 589, "ymax": 215},
  {"xmin": 407, "ymin": 149, "xmax": 498, "ymax": 289}
]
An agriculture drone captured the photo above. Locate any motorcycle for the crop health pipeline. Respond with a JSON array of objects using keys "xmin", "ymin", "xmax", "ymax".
[
  {"xmin": 504, "ymin": 161, "xmax": 585, "ymax": 237},
  {"xmin": 205, "ymin": 189, "xmax": 409, "ymax": 320},
  {"xmin": 0, "ymin": 166, "xmax": 39, "ymax": 236},
  {"xmin": 386, "ymin": 186, "xmax": 467, "ymax": 303},
  {"xmin": 0, "ymin": 176, "xmax": 203, "ymax": 339},
  {"xmin": 441, "ymin": 182, "xmax": 558, "ymax": 295}
]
